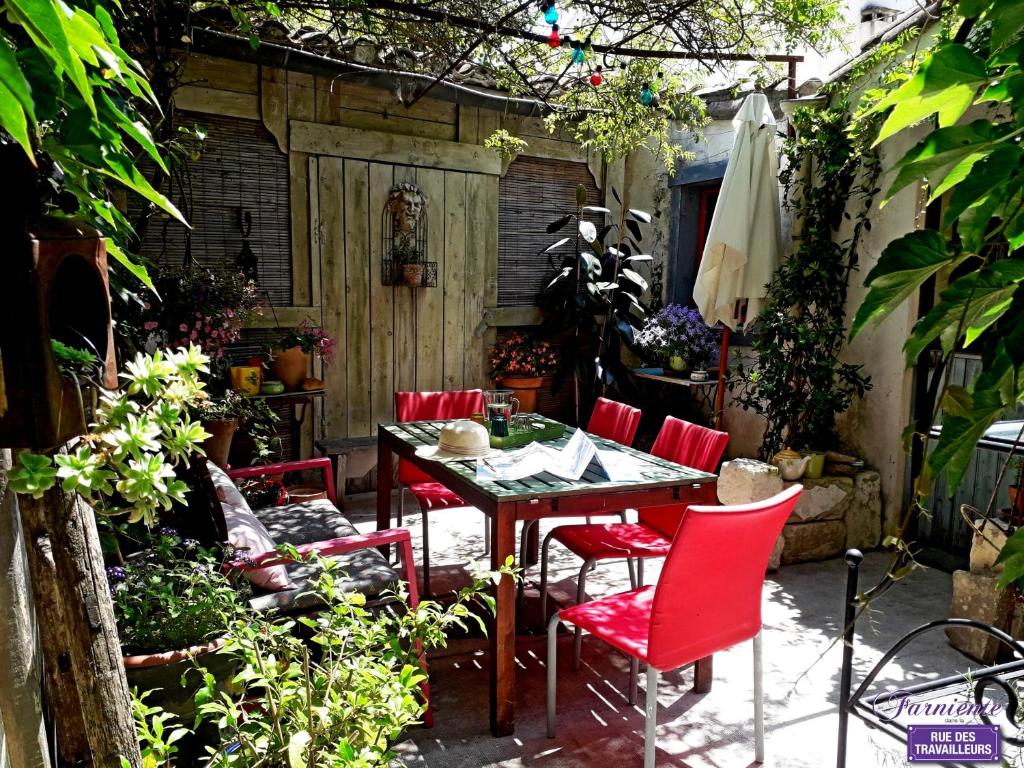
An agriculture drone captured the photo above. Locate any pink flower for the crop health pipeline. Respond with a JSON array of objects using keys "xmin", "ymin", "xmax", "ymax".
[
  {"xmin": 226, "ymin": 309, "xmax": 235, "ymax": 319},
  {"xmin": 190, "ymin": 330, "xmax": 198, "ymax": 340},
  {"xmin": 179, "ymin": 323, "xmax": 188, "ymax": 332},
  {"xmin": 143, "ymin": 321, "xmax": 159, "ymax": 331}
]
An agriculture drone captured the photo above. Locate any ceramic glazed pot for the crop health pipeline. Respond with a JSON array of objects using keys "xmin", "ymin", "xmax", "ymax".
[
  {"xmin": 774, "ymin": 448, "xmax": 810, "ymax": 481},
  {"xmin": 402, "ymin": 263, "xmax": 425, "ymax": 287},
  {"xmin": 230, "ymin": 365, "xmax": 261, "ymax": 396},
  {"xmin": 497, "ymin": 376, "xmax": 543, "ymax": 413},
  {"xmin": 668, "ymin": 355, "xmax": 686, "ymax": 372},
  {"xmin": 272, "ymin": 346, "xmax": 310, "ymax": 391},
  {"xmin": 804, "ymin": 451, "xmax": 826, "ymax": 479},
  {"xmin": 123, "ymin": 638, "xmax": 235, "ymax": 721},
  {"xmin": 201, "ymin": 418, "xmax": 239, "ymax": 469}
]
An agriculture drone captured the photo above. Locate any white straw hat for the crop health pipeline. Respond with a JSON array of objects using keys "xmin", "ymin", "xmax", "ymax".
[{"xmin": 415, "ymin": 420, "xmax": 497, "ymax": 461}]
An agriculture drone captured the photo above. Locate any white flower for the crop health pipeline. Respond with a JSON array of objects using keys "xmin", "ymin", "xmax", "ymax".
[{"xmin": 578, "ymin": 221, "xmax": 597, "ymax": 243}]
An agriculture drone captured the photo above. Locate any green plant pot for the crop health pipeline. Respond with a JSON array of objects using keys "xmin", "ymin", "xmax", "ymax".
[
  {"xmin": 804, "ymin": 451, "xmax": 826, "ymax": 479},
  {"xmin": 668, "ymin": 355, "xmax": 686, "ymax": 372}
]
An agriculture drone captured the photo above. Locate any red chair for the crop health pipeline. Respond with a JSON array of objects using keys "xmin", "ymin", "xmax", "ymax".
[
  {"xmin": 546, "ymin": 485, "xmax": 803, "ymax": 767},
  {"xmin": 539, "ymin": 417, "xmax": 729, "ymax": 663},
  {"xmin": 516, "ymin": 398, "xmax": 642, "ymax": 600},
  {"xmin": 394, "ymin": 389, "xmax": 485, "ymax": 594}
]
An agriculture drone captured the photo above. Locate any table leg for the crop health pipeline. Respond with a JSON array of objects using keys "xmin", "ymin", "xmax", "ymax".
[
  {"xmin": 693, "ymin": 655, "xmax": 713, "ymax": 693},
  {"xmin": 376, "ymin": 434, "xmax": 393, "ymax": 558},
  {"xmin": 489, "ymin": 504, "xmax": 516, "ymax": 736}
]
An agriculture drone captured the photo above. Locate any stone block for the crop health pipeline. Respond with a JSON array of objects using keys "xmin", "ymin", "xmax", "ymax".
[
  {"xmin": 718, "ymin": 458, "xmax": 783, "ymax": 505},
  {"xmin": 781, "ymin": 520, "xmax": 846, "ymax": 564},
  {"xmin": 789, "ymin": 477, "xmax": 853, "ymax": 523},
  {"xmin": 846, "ymin": 471, "xmax": 882, "ymax": 550},
  {"xmin": 970, "ymin": 520, "xmax": 1009, "ymax": 574},
  {"xmin": 946, "ymin": 570, "xmax": 1012, "ymax": 664}
]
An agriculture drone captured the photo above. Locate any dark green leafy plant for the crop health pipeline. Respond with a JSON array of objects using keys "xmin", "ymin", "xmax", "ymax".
[
  {"xmin": 731, "ymin": 105, "xmax": 874, "ymax": 456},
  {"xmin": 539, "ymin": 185, "xmax": 653, "ymax": 411},
  {"xmin": 849, "ymin": 4, "xmax": 1024, "ymax": 584},
  {"xmin": 194, "ymin": 390, "xmax": 280, "ymax": 464},
  {"xmin": 108, "ymin": 529, "xmax": 250, "ymax": 655}
]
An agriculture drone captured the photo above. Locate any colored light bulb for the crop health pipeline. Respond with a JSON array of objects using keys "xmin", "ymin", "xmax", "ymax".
[
  {"xmin": 547, "ymin": 26, "xmax": 561, "ymax": 47},
  {"xmin": 571, "ymin": 46, "xmax": 586, "ymax": 64},
  {"xmin": 640, "ymin": 85, "xmax": 654, "ymax": 105},
  {"xmin": 544, "ymin": 5, "xmax": 559, "ymax": 24},
  {"xmin": 590, "ymin": 68, "xmax": 603, "ymax": 86}
]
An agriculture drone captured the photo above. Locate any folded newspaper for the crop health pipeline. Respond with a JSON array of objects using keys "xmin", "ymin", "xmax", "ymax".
[{"xmin": 477, "ymin": 428, "xmax": 646, "ymax": 482}]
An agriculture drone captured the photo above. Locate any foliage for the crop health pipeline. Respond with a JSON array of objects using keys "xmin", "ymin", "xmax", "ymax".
[
  {"xmin": 635, "ymin": 304, "xmax": 718, "ymax": 369},
  {"xmin": 539, "ymin": 184, "xmax": 652, "ymax": 407},
  {"xmin": 0, "ymin": 0, "xmax": 183, "ymax": 289},
  {"xmin": 108, "ymin": 528, "xmax": 250, "ymax": 655},
  {"xmin": 122, "ymin": 689, "xmax": 190, "ymax": 768},
  {"xmin": 490, "ymin": 332, "xmax": 558, "ymax": 378},
  {"xmin": 119, "ymin": 263, "xmax": 263, "ymax": 360},
  {"xmin": 389, "ymin": 235, "xmax": 421, "ymax": 266},
  {"xmin": 848, "ymin": 2, "xmax": 1024, "ymax": 583},
  {"xmin": 194, "ymin": 390, "xmax": 281, "ymax": 464},
  {"xmin": 275, "ymin": 319, "xmax": 337, "ymax": 366},
  {"xmin": 52, "ymin": 339, "xmax": 101, "ymax": 381},
  {"xmin": 732, "ymin": 105, "xmax": 874, "ymax": 455},
  {"xmin": 9, "ymin": 346, "xmax": 211, "ymax": 525},
  {"xmin": 484, "ymin": 129, "xmax": 528, "ymax": 161},
  {"xmin": 197, "ymin": 554, "xmax": 514, "ymax": 767}
]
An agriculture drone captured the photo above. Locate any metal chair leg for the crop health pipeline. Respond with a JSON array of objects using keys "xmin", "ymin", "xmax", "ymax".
[
  {"xmin": 628, "ymin": 656, "xmax": 639, "ymax": 705},
  {"xmin": 637, "ymin": 557, "xmax": 645, "ymax": 588},
  {"xmin": 540, "ymin": 530, "xmax": 555, "ymax": 620},
  {"xmin": 645, "ymin": 666, "xmax": 660, "ymax": 768},
  {"xmin": 573, "ymin": 558, "xmax": 596, "ymax": 670},
  {"xmin": 754, "ymin": 630, "xmax": 765, "ymax": 763},
  {"xmin": 627, "ymin": 557, "xmax": 637, "ymax": 589},
  {"xmin": 397, "ymin": 485, "xmax": 405, "ymax": 526},
  {"xmin": 517, "ymin": 520, "xmax": 537, "ymax": 607},
  {"xmin": 546, "ymin": 613, "xmax": 561, "ymax": 738},
  {"xmin": 483, "ymin": 513, "xmax": 491, "ymax": 555}
]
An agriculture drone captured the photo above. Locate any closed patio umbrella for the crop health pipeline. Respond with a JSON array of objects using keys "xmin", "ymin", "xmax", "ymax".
[{"xmin": 691, "ymin": 92, "xmax": 783, "ymax": 420}]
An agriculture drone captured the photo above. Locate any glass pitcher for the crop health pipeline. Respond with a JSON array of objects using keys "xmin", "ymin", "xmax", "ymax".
[{"xmin": 484, "ymin": 389, "xmax": 519, "ymax": 425}]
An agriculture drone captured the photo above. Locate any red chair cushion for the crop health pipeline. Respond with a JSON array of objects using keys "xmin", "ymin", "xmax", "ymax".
[
  {"xmin": 407, "ymin": 482, "xmax": 468, "ymax": 511},
  {"xmin": 550, "ymin": 522, "xmax": 671, "ymax": 561},
  {"xmin": 394, "ymin": 390, "xmax": 484, "ymax": 486},
  {"xmin": 559, "ymin": 586, "xmax": 656, "ymax": 663}
]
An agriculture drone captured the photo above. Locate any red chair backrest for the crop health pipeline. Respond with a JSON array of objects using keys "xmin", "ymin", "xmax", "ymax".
[
  {"xmin": 639, "ymin": 417, "xmax": 729, "ymax": 537},
  {"xmin": 646, "ymin": 485, "xmax": 801, "ymax": 670},
  {"xmin": 587, "ymin": 397, "xmax": 642, "ymax": 446},
  {"xmin": 394, "ymin": 390, "xmax": 484, "ymax": 485}
]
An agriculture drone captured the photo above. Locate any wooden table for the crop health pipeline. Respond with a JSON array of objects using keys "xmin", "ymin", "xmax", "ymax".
[
  {"xmin": 376, "ymin": 419, "xmax": 719, "ymax": 736},
  {"xmin": 632, "ymin": 367, "xmax": 720, "ymax": 424}
]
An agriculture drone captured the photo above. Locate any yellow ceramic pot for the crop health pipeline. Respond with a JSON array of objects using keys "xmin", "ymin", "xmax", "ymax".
[{"xmin": 230, "ymin": 366, "xmax": 261, "ymax": 396}]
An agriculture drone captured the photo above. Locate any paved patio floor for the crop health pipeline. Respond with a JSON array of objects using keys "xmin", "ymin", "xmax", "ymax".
[{"xmin": 344, "ymin": 493, "xmax": 970, "ymax": 767}]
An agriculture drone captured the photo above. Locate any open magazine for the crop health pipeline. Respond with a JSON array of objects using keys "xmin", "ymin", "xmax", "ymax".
[{"xmin": 477, "ymin": 428, "xmax": 646, "ymax": 483}]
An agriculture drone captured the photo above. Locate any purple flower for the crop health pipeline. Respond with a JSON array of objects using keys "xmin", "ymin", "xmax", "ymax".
[
  {"xmin": 182, "ymin": 538, "xmax": 200, "ymax": 550},
  {"xmin": 106, "ymin": 566, "xmax": 127, "ymax": 584},
  {"xmin": 158, "ymin": 527, "xmax": 179, "ymax": 539}
]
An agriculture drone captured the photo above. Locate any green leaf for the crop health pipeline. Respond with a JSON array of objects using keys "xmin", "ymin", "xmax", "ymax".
[
  {"xmin": 850, "ymin": 231, "xmax": 958, "ymax": 338},
  {"xmin": 0, "ymin": 80, "xmax": 33, "ymax": 160},
  {"xmin": 106, "ymin": 241, "xmax": 156, "ymax": 293},
  {"xmin": 98, "ymin": 91, "xmax": 166, "ymax": 172},
  {"xmin": 905, "ymin": 261, "xmax": 1024, "ymax": 363},
  {"xmin": 96, "ymin": 152, "xmax": 186, "ymax": 225},
  {"xmin": 929, "ymin": 385, "xmax": 1009, "ymax": 491},
  {"xmin": 943, "ymin": 143, "xmax": 1022, "ymax": 229},
  {"xmin": 286, "ymin": 730, "xmax": 310, "ymax": 767},
  {"xmin": 989, "ymin": 0, "xmax": 1024, "ymax": 51},
  {"xmin": 872, "ymin": 44, "xmax": 989, "ymax": 143},
  {"xmin": 0, "ymin": 33, "xmax": 35, "ymax": 123}
]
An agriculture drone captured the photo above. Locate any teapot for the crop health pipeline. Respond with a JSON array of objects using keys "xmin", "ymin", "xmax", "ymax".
[{"xmin": 773, "ymin": 448, "xmax": 810, "ymax": 481}]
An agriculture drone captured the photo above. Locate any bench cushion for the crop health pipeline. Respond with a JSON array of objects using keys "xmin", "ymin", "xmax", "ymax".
[{"xmin": 248, "ymin": 500, "xmax": 401, "ymax": 614}]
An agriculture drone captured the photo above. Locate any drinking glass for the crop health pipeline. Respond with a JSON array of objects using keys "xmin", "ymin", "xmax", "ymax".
[{"xmin": 484, "ymin": 389, "xmax": 519, "ymax": 424}]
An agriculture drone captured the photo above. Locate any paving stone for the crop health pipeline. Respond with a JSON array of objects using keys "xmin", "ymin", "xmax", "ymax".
[
  {"xmin": 946, "ymin": 570, "xmax": 1012, "ymax": 664},
  {"xmin": 781, "ymin": 520, "xmax": 846, "ymax": 564}
]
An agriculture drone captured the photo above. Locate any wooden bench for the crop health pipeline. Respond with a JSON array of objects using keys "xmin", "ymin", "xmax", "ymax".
[{"xmin": 315, "ymin": 435, "xmax": 379, "ymax": 507}]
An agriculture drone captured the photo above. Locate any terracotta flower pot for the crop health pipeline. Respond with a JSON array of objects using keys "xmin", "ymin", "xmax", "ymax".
[
  {"xmin": 272, "ymin": 346, "xmax": 310, "ymax": 391},
  {"xmin": 123, "ymin": 637, "xmax": 235, "ymax": 722},
  {"xmin": 402, "ymin": 263, "xmax": 425, "ymax": 287},
  {"xmin": 201, "ymin": 418, "xmax": 239, "ymax": 469},
  {"xmin": 497, "ymin": 376, "xmax": 544, "ymax": 413}
]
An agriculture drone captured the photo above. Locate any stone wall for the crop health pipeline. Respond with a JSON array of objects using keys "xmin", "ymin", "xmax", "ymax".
[{"xmin": 718, "ymin": 458, "xmax": 882, "ymax": 568}]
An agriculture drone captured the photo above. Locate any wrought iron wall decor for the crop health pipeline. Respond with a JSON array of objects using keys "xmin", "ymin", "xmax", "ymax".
[{"xmin": 381, "ymin": 182, "xmax": 436, "ymax": 288}]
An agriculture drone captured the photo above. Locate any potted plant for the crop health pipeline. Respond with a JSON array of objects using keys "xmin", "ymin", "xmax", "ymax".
[
  {"xmin": 392, "ymin": 234, "xmax": 424, "ymax": 287},
  {"xmin": 490, "ymin": 332, "xmax": 558, "ymax": 412},
  {"xmin": 634, "ymin": 304, "xmax": 718, "ymax": 376},
  {"xmin": 110, "ymin": 529, "xmax": 250, "ymax": 722},
  {"xmin": 194, "ymin": 393, "xmax": 242, "ymax": 469},
  {"xmin": 270, "ymin": 319, "xmax": 336, "ymax": 391}
]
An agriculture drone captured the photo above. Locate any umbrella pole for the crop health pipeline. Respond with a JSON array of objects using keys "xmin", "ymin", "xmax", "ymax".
[{"xmin": 714, "ymin": 326, "xmax": 730, "ymax": 428}]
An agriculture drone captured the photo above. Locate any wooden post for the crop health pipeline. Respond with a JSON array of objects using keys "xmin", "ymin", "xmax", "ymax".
[
  {"xmin": 0, "ymin": 450, "xmax": 50, "ymax": 768},
  {"xmin": 20, "ymin": 481, "xmax": 141, "ymax": 768}
]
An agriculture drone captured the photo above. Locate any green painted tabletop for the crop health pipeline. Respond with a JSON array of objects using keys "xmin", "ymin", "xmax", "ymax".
[{"xmin": 379, "ymin": 420, "xmax": 717, "ymax": 502}]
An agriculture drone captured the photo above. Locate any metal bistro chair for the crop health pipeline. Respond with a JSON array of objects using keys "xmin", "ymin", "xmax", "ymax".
[
  {"xmin": 547, "ymin": 485, "xmax": 802, "ymax": 768},
  {"xmin": 539, "ymin": 417, "xmax": 728, "ymax": 665},
  {"xmin": 394, "ymin": 389, "xmax": 486, "ymax": 595}
]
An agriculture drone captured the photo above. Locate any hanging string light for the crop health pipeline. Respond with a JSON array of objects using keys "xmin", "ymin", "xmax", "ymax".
[
  {"xmin": 640, "ymin": 83, "xmax": 654, "ymax": 105},
  {"xmin": 547, "ymin": 24, "xmax": 561, "ymax": 47},
  {"xmin": 543, "ymin": 1, "xmax": 559, "ymax": 24},
  {"xmin": 571, "ymin": 40, "xmax": 586, "ymax": 64},
  {"xmin": 589, "ymin": 65, "xmax": 603, "ymax": 86}
]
